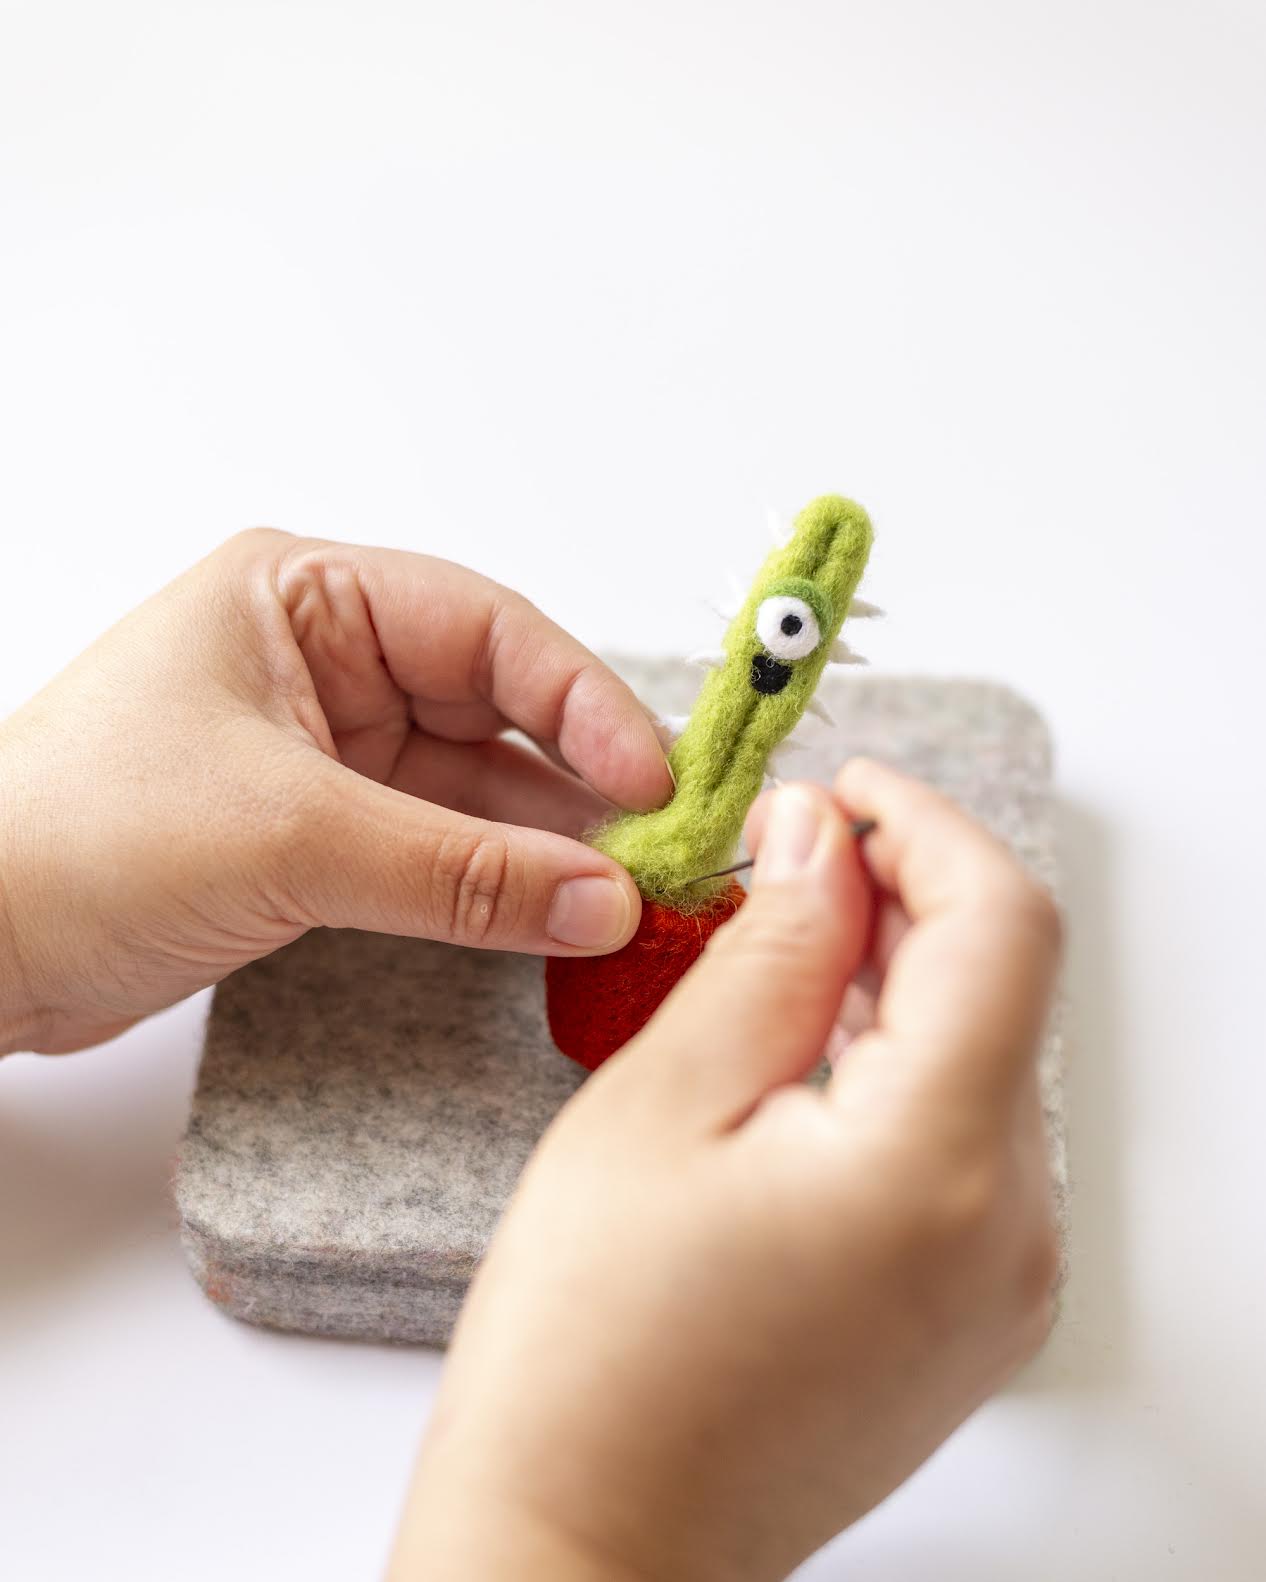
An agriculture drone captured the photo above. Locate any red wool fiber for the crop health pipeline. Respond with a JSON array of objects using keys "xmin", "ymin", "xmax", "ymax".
[{"xmin": 546, "ymin": 880, "xmax": 746, "ymax": 1071}]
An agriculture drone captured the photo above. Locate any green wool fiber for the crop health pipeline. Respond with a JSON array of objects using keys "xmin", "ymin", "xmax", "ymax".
[{"xmin": 594, "ymin": 493, "xmax": 874, "ymax": 909}]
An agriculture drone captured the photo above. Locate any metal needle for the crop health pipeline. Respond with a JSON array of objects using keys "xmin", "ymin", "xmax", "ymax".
[{"xmin": 685, "ymin": 818, "xmax": 876, "ymax": 886}]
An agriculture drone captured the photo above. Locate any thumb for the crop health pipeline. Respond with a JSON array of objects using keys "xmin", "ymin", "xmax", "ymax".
[
  {"xmin": 623, "ymin": 783, "xmax": 873, "ymax": 1130},
  {"xmin": 272, "ymin": 758, "xmax": 642, "ymax": 955}
]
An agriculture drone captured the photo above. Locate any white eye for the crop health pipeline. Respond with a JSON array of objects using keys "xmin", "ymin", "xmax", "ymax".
[{"xmin": 755, "ymin": 595, "xmax": 821, "ymax": 661}]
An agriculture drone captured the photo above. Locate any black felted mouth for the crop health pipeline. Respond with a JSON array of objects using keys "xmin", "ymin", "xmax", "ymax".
[{"xmin": 750, "ymin": 652, "xmax": 793, "ymax": 695}]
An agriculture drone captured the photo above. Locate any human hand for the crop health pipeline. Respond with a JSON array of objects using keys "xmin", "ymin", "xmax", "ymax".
[
  {"xmin": 0, "ymin": 531, "xmax": 672, "ymax": 1055},
  {"xmin": 392, "ymin": 761, "xmax": 1061, "ymax": 1582}
]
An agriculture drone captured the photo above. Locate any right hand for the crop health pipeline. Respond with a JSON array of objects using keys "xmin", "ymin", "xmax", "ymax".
[{"xmin": 393, "ymin": 759, "xmax": 1063, "ymax": 1582}]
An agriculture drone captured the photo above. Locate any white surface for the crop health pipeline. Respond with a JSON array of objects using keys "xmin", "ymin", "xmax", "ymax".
[{"xmin": 2, "ymin": 2, "xmax": 1264, "ymax": 1576}]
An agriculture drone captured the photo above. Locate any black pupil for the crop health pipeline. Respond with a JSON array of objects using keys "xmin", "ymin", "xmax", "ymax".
[{"xmin": 780, "ymin": 612, "xmax": 803, "ymax": 637}]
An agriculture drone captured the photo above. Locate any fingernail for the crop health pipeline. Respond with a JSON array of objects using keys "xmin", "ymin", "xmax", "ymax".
[
  {"xmin": 643, "ymin": 707, "xmax": 673, "ymax": 747},
  {"xmin": 639, "ymin": 710, "xmax": 677, "ymax": 797},
  {"xmin": 548, "ymin": 875, "xmax": 633, "ymax": 949},
  {"xmin": 755, "ymin": 786, "xmax": 824, "ymax": 885}
]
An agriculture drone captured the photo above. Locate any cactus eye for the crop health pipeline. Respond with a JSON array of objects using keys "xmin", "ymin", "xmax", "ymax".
[{"xmin": 755, "ymin": 595, "xmax": 821, "ymax": 661}]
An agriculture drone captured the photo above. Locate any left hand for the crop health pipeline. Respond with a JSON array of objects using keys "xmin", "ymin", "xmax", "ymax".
[{"xmin": 0, "ymin": 530, "xmax": 672, "ymax": 1054}]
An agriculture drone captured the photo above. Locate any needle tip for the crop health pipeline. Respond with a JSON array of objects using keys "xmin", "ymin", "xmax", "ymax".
[{"xmin": 683, "ymin": 818, "xmax": 877, "ymax": 885}]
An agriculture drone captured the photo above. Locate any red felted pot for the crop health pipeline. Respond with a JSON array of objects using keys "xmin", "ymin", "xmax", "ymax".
[{"xmin": 545, "ymin": 879, "xmax": 746, "ymax": 1071}]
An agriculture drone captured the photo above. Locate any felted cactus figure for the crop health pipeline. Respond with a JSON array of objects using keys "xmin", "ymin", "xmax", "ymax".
[{"xmin": 546, "ymin": 493, "xmax": 876, "ymax": 1070}]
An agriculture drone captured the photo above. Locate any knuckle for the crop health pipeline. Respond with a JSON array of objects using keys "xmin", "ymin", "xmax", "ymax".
[
  {"xmin": 928, "ymin": 1151, "xmax": 1004, "ymax": 1245},
  {"xmin": 438, "ymin": 827, "xmax": 513, "ymax": 945},
  {"xmin": 473, "ymin": 584, "xmax": 534, "ymax": 688},
  {"xmin": 1014, "ymin": 878, "xmax": 1063, "ymax": 951},
  {"xmin": 989, "ymin": 872, "xmax": 1064, "ymax": 955},
  {"xmin": 220, "ymin": 525, "xmax": 293, "ymax": 559},
  {"xmin": 889, "ymin": 1141, "xmax": 1009, "ymax": 1267},
  {"xmin": 1013, "ymin": 1272, "xmax": 1059, "ymax": 1362},
  {"xmin": 1016, "ymin": 1216, "xmax": 1062, "ymax": 1320},
  {"xmin": 885, "ymin": 1135, "xmax": 1061, "ymax": 1358}
]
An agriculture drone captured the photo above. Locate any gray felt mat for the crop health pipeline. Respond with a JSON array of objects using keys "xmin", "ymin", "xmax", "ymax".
[{"xmin": 177, "ymin": 667, "xmax": 1066, "ymax": 1346}]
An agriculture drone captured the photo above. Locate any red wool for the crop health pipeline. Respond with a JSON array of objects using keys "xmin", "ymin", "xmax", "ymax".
[{"xmin": 546, "ymin": 880, "xmax": 746, "ymax": 1071}]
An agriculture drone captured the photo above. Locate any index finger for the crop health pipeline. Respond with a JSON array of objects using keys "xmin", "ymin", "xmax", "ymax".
[
  {"xmin": 833, "ymin": 757, "xmax": 1062, "ymax": 1098},
  {"xmin": 285, "ymin": 541, "xmax": 675, "ymax": 814}
]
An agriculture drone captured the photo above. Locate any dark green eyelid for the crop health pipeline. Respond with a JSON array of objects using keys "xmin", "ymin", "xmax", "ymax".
[{"xmin": 756, "ymin": 575, "xmax": 835, "ymax": 637}]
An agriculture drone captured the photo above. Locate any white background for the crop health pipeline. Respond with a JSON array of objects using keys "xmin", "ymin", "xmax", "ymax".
[{"xmin": 2, "ymin": 2, "xmax": 1264, "ymax": 1577}]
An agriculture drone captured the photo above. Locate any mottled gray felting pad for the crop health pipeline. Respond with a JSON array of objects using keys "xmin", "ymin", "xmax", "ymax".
[{"xmin": 177, "ymin": 668, "xmax": 1066, "ymax": 1346}]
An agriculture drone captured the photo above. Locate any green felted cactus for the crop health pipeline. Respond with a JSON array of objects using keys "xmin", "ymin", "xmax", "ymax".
[{"xmin": 594, "ymin": 493, "xmax": 875, "ymax": 909}]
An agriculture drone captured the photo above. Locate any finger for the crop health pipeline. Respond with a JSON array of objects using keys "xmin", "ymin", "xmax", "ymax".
[
  {"xmin": 620, "ymin": 784, "xmax": 874, "ymax": 1133},
  {"xmin": 269, "ymin": 749, "xmax": 641, "ymax": 955},
  {"xmin": 527, "ymin": 733, "xmax": 585, "ymax": 781},
  {"xmin": 275, "ymin": 542, "xmax": 674, "ymax": 812},
  {"xmin": 829, "ymin": 758, "xmax": 1062, "ymax": 1105},
  {"xmin": 387, "ymin": 731, "xmax": 612, "ymax": 838},
  {"xmin": 836, "ymin": 757, "xmax": 1038, "ymax": 925},
  {"xmin": 409, "ymin": 696, "xmax": 507, "ymax": 743},
  {"xmin": 747, "ymin": 789, "xmax": 911, "ymax": 980}
]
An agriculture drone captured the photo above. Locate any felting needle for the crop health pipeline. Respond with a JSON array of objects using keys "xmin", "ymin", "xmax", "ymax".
[{"xmin": 685, "ymin": 818, "xmax": 876, "ymax": 887}]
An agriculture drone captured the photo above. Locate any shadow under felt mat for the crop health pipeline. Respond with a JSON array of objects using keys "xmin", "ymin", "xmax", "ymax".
[{"xmin": 176, "ymin": 666, "xmax": 1068, "ymax": 1345}]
